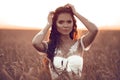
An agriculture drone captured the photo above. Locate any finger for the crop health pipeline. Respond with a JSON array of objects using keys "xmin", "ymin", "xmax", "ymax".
[
  {"xmin": 64, "ymin": 3, "xmax": 74, "ymax": 9},
  {"xmin": 49, "ymin": 11, "xmax": 54, "ymax": 15},
  {"xmin": 49, "ymin": 11, "xmax": 54, "ymax": 18},
  {"xmin": 64, "ymin": 3, "xmax": 69, "ymax": 7}
]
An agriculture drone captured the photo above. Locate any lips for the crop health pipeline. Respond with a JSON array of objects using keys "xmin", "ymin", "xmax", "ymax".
[
  {"xmin": 63, "ymin": 28, "xmax": 70, "ymax": 32},
  {"xmin": 62, "ymin": 28, "xmax": 72, "ymax": 33},
  {"xmin": 63, "ymin": 27, "xmax": 70, "ymax": 30}
]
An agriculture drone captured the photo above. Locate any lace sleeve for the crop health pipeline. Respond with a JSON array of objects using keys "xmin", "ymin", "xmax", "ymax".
[{"xmin": 80, "ymin": 35, "xmax": 91, "ymax": 51}]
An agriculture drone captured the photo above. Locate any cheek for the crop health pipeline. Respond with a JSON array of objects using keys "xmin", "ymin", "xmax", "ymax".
[{"xmin": 56, "ymin": 27, "xmax": 63, "ymax": 33}]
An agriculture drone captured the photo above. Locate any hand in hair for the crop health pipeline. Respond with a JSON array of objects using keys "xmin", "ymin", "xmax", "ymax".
[
  {"xmin": 64, "ymin": 3, "xmax": 77, "ymax": 14},
  {"xmin": 48, "ymin": 11, "xmax": 54, "ymax": 26}
]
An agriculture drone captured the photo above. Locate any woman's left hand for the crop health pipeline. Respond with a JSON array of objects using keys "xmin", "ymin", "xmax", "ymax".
[{"xmin": 64, "ymin": 3, "xmax": 77, "ymax": 14}]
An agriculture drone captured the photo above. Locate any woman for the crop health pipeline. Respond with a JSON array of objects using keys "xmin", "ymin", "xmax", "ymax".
[{"xmin": 32, "ymin": 4, "xmax": 98, "ymax": 80}]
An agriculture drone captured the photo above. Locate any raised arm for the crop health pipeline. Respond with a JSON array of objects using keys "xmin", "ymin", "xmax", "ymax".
[
  {"xmin": 75, "ymin": 12, "xmax": 98, "ymax": 48},
  {"xmin": 32, "ymin": 12, "xmax": 54, "ymax": 52},
  {"xmin": 65, "ymin": 4, "xmax": 98, "ymax": 48}
]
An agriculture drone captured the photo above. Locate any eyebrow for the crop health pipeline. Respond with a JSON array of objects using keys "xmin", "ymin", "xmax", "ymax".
[{"xmin": 58, "ymin": 20, "xmax": 64, "ymax": 24}]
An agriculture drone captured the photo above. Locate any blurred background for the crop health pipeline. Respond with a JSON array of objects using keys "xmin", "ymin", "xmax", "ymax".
[{"xmin": 0, "ymin": 0, "xmax": 120, "ymax": 80}]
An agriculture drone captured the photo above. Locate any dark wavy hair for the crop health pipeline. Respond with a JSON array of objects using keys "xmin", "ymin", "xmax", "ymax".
[{"xmin": 47, "ymin": 6, "xmax": 78, "ymax": 62}]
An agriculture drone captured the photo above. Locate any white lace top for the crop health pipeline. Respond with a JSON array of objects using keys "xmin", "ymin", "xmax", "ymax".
[{"xmin": 49, "ymin": 35, "xmax": 91, "ymax": 79}]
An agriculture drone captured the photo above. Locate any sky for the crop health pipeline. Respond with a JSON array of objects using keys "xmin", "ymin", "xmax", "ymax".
[{"xmin": 0, "ymin": 0, "xmax": 120, "ymax": 29}]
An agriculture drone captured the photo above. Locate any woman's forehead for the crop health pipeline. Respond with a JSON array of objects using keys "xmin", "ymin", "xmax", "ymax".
[{"xmin": 57, "ymin": 13, "xmax": 72, "ymax": 20}]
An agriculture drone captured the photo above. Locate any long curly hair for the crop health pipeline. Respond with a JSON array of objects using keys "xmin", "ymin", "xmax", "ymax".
[{"xmin": 47, "ymin": 6, "xmax": 78, "ymax": 62}]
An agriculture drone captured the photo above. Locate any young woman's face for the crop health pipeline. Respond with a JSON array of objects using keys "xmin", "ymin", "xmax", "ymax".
[{"xmin": 56, "ymin": 13, "xmax": 73, "ymax": 35}]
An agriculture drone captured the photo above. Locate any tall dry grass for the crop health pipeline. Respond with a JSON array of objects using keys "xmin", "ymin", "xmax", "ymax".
[{"xmin": 0, "ymin": 29, "xmax": 120, "ymax": 80}]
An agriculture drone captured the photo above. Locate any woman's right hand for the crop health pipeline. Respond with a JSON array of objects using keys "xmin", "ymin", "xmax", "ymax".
[{"xmin": 47, "ymin": 11, "xmax": 54, "ymax": 26}]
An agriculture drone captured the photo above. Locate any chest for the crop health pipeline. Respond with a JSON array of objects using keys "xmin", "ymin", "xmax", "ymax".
[{"xmin": 55, "ymin": 41, "xmax": 82, "ymax": 58}]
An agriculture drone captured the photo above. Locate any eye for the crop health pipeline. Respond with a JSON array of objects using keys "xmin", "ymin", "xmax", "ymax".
[
  {"xmin": 58, "ymin": 20, "xmax": 64, "ymax": 24},
  {"xmin": 67, "ymin": 20, "xmax": 72, "ymax": 23}
]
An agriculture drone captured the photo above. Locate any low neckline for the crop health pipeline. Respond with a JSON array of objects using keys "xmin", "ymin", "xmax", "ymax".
[{"xmin": 55, "ymin": 40, "xmax": 79, "ymax": 57}]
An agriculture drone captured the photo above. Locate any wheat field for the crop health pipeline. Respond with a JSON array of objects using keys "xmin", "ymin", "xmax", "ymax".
[{"xmin": 0, "ymin": 29, "xmax": 120, "ymax": 80}]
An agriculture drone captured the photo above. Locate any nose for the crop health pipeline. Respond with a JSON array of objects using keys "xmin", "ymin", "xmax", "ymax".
[{"xmin": 63, "ymin": 22, "xmax": 69, "ymax": 28}]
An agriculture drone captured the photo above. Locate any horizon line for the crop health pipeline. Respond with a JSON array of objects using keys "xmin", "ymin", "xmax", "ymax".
[{"xmin": 0, "ymin": 24, "xmax": 120, "ymax": 30}]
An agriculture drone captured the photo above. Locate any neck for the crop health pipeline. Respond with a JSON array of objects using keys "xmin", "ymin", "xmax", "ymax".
[{"xmin": 60, "ymin": 35, "xmax": 72, "ymax": 43}]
